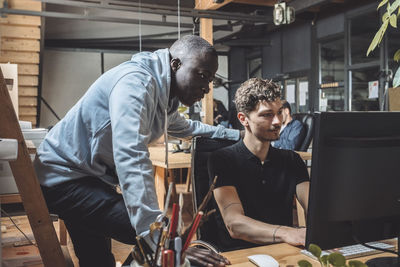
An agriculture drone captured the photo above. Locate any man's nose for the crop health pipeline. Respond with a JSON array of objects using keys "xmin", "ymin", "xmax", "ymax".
[{"xmin": 272, "ymin": 114, "xmax": 282, "ymax": 125}]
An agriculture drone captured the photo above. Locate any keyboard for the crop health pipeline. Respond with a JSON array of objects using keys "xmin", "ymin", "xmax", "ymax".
[{"xmin": 301, "ymin": 241, "xmax": 396, "ymax": 260}]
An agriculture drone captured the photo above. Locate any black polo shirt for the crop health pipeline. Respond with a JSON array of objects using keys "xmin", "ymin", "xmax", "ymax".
[{"xmin": 208, "ymin": 139, "xmax": 309, "ymax": 251}]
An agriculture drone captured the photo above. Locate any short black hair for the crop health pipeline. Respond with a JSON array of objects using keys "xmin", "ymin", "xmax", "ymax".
[
  {"xmin": 169, "ymin": 35, "xmax": 217, "ymax": 60},
  {"xmin": 282, "ymin": 100, "xmax": 292, "ymax": 115}
]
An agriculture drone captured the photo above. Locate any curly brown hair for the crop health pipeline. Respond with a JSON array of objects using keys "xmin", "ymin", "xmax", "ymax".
[{"xmin": 234, "ymin": 78, "xmax": 281, "ymax": 115}]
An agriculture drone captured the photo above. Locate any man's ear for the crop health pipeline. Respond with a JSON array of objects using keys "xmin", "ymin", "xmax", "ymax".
[
  {"xmin": 170, "ymin": 58, "xmax": 181, "ymax": 72},
  {"xmin": 237, "ymin": 112, "xmax": 249, "ymax": 127}
]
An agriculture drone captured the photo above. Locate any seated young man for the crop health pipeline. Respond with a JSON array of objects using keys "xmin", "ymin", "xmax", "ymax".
[{"xmin": 208, "ymin": 78, "xmax": 309, "ymax": 251}]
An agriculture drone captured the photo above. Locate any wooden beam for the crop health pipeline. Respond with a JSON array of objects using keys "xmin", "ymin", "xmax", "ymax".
[
  {"xmin": 0, "ymin": 68, "xmax": 67, "ymax": 267},
  {"xmin": 0, "ymin": 25, "xmax": 41, "ymax": 39},
  {"xmin": 195, "ymin": 0, "xmax": 234, "ymax": 10},
  {"xmin": 0, "ymin": 14, "xmax": 41, "ymax": 26},
  {"xmin": 199, "ymin": 15, "xmax": 214, "ymax": 125}
]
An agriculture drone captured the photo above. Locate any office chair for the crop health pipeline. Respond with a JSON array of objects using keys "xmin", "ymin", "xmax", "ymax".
[
  {"xmin": 190, "ymin": 136, "xmax": 237, "ymax": 248},
  {"xmin": 298, "ymin": 113, "xmax": 315, "ymax": 152}
]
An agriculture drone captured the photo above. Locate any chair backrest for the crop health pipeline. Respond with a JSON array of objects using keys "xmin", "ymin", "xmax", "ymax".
[
  {"xmin": 191, "ymin": 136, "xmax": 237, "ymax": 245},
  {"xmin": 298, "ymin": 113, "xmax": 315, "ymax": 152}
]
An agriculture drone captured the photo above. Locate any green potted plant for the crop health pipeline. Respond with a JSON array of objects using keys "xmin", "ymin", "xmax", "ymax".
[
  {"xmin": 298, "ymin": 244, "xmax": 367, "ymax": 267},
  {"xmin": 367, "ymin": 0, "xmax": 400, "ymax": 87}
]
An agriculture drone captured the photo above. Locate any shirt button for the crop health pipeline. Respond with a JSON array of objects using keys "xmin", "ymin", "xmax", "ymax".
[{"xmin": 262, "ymin": 180, "xmax": 267, "ymax": 184}]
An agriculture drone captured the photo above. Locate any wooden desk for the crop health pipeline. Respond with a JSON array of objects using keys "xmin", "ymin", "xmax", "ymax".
[
  {"xmin": 222, "ymin": 242, "xmax": 397, "ymax": 267},
  {"xmin": 149, "ymin": 146, "xmax": 191, "ymax": 210},
  {"xmin": 149, "ymin": 146, "xmax": 312, "ymax": 210}
]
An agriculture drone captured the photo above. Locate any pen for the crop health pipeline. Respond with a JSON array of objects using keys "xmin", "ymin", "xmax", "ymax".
[
  {"xmin": 162, "ymin": 249, "xmax": 175, "ymax": 267},
  {"xmin": 174, "ymin": 237, "xmax": 182, "ymax": 267},
  {"xmin": 182, "ymin": 211, "xmax": 203, "ymax": 253},
  {"xmin": 169, "ymin": 203, "xmax": 179, "ymax": 239}
]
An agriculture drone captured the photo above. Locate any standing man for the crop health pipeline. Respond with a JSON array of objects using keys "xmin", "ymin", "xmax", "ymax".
[
  {"xmin": 209, "ymin": 78, "xmax": 309, "ymax": 251},
  {"xmin": 272, "ymin": 100, "xmax": 305, "ymax": 150},
  {"xmin": 34, "ymin": 35, "xmax": 239, "ymax": 267}
]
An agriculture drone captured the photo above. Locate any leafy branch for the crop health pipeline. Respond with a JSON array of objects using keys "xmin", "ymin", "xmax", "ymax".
[
  {"xmin": 367, "ymin": 0, "xmax": 400, "ymax": 87},
  {"xmin": 298, "ymin": 244, "xmax": 367, "ymax": 267}
]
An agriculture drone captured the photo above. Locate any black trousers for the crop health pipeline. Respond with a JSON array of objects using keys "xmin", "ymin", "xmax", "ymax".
[{"xmin": 41, "ymin": 177, "xmax": 137, "ymax": 267}]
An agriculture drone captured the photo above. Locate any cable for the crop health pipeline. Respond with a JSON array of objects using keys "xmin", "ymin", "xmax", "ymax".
[
  {"xmin": 177, "ymin": 0, "xmax": 181, "ymax": 39},
  {"xmin": 352, "ymin": 233, "xmax": 398, "ymax": 256},
  {"xmin": 1, "ymin": 208, "xmax": 37, "ymax": 247},
  {"xmin": 139, "ymin": 0, "xmax": 142, "ymax": 52}
]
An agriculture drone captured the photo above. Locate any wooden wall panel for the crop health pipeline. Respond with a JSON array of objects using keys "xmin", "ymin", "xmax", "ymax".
[
  {"xmin": 1, "ymin": 25, "xmax": 41, "ymax": 39},
  {"xmin": 0, "ymin": 15, "xmax": 41, "ymax": 26},
  {"xmin": 1, "ymin": 39, "xmax": 40, "ymax": 52},
  {"xmin": 0, "ymin": 0, "xmax": 41, "ymax": 126},
  {"xmin": 19, "ymin": 86, "xmax": 38, "ymax": 96}
]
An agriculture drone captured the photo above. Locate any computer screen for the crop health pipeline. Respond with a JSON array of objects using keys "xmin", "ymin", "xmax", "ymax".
[{"xmin": 306, "ymin": 112, "xmax": 400, "ymax": 251}]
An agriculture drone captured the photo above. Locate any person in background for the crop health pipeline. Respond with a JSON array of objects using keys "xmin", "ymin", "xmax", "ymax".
[
  {"xmin": 213, "ymin": 99, "xmax": 229, "ymax": 127},
  {"xmin": 272, "ymin": 100, "xmax": 305, "ymax": 150},
  {"xmin": 209, "ymin": 78, "xmax": 309, "ymax": 251},
  {"xmin": 34, "ymin": 35, "xmax": 239, "ymax": 267}
]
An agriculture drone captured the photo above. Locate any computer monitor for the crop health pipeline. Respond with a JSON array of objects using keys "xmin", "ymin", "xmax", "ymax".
[{"xmin": 306, "ymin": 112, "xmax": 400, "ymax": 265}]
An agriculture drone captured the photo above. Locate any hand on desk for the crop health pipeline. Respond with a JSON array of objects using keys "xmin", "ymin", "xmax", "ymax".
[
  {"xmin": 277, "ymin": 226, "xmax": 306, "ymax": 247},
  {"xmin": 185, "ymin": 247, "xmax": 231, "ymax": 267}
]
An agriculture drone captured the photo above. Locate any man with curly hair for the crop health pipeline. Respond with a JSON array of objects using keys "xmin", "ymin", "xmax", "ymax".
[{"xmin": 208, "ymin": 78, "xmax": 310, "ymax": 251}]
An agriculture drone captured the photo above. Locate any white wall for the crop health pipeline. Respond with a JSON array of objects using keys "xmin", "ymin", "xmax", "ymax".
[
  {"xmin": 40, "ymin": 50, "xmax": 101, "ymax": 127},
  {"xmin": 40, "ymin": 51, "xmax": 230, "ymax": 128}
]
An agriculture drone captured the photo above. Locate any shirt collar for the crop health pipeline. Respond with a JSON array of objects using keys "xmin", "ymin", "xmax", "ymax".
[{"xmin": 237, "ymin": 139, "xmax": 277, "ymax": 163}]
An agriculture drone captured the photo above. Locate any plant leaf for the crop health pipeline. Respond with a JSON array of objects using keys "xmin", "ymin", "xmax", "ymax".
[
  {"xmin": 394, "ymin": 49, "xmax": 400, "ymax": 62},
  {"xmin": 348, "ymin": 260, "xmax": 368, "ymax": 267},
  {"xmin": 382, "ymin": 11, "xmax": 389, "ymax": 22},
  {"xmin": 327, "ymin": 253, "xmax": 346, "ymax": 267},
  {"xmin": 390, "ymin": 14, "xmax": 397, "ymax": 27},
  {"xmin": 321, "ymin": 255, "xmax": 328, "ymax": 265},
  {"xmin": 367, "ymin": 21, "xmax": 387, "ymax": 56},
  {"xmin": 391, "ymin": 0, "xmax": 400, "ymax": 13},
  {"xmin": 393, "ymin": 67, "xmax": 400, "ymax": 87},
  {"xmin": 308, "ymin": 244, "xmax": 322, "ymax": 258},
  {"xmin": 298, "ymin": 260, "xmax": 313, "ymax": 267},
  {"xmin": 378, "ymin": 0, "xmax": 389, "ymax": 10}
]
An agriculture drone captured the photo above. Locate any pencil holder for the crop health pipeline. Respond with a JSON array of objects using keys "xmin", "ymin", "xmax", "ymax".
[{"xmin": 129, "ymin": 255, "xmax": 190, "ymax": 267}]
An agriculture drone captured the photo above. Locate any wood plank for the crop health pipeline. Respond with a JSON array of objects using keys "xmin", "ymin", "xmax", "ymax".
[
  {"xmin": 1, "ymin": 38, "xmax": 40, "ymax": 52},
  {"xmin": 199, "ymin": 16, "xmax": 214, "ymax": 125},
  {"xmin": 18, "ymin": 75, "xmax": 38, "ymax": 86},
  {"xmin": 19, "ymin": 106, "xmax": 37, "ymax": 115},
  {"xmin": 0, "ymin": 14, "xmax": 41, "ymax": 26},
  {"xmin": 8, "ymin": 0, "xmax": 42, "ymax": 12},
  {"xmin": 18, "ymin": 64, "xmax": 39, "ymax": 75},
  {"xmin": 0, "ymin": 193, "xmax": 22, "ymax": 204},
  {"xmin": 19, "ymin": 86, "xmax": 38, "ymax": 96},
  {"xmin": 0, "ymin": 51, "xmax": 40, "ymax": 64},
  {"xmin": 0, "ymin": 68, "xmax": 67, "ymax": 267},
  {"xmin": 195, "ymin": 0, "xmax": 233, "ymax": 10},
  {"xmin": 19, "ymin": 96, "xmax": 37, "ymax": 106},
  {"xmin": 0, "ymin": 25, "xmax": 41, "ymax": 39},
  {"xmin": 19, "ymin": 115, "xmax": 36, "ymax": 125}
]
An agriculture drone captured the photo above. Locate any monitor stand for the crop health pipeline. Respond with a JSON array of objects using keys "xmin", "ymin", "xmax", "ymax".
[{"xmin": 365, "ymin": 237, "xmax": 399, "ymax": 267}]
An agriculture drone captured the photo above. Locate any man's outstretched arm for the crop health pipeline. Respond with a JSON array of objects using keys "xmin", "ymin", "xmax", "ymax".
[{"xmin": 214, "ymin": 186, "xmax": 306, "ymax": 246}]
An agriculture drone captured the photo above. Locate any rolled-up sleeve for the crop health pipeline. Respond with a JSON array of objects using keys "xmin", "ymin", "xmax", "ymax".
[{"xmin": 109, "ymin": 74, "xmax": 162, "ymax": 238}]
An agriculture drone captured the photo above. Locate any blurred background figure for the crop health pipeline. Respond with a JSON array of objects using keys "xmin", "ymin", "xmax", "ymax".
[
  {"xmin": 213, "ymin": 99, "xmax": 229, "ymax": 127},
  {"xmin": 273, "ymin": 100, "xmax": 305, "ymax": 150}
]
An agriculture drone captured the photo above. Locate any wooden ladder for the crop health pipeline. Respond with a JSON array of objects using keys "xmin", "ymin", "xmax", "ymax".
[{"xmin": 0, "ymin": 69, "xmax": 72, "ymax": 266}]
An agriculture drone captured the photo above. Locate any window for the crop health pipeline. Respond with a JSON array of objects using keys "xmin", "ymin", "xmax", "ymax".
[{"xmin": 319, "ymin": 39, "xmax": 345, "ymax": 111}]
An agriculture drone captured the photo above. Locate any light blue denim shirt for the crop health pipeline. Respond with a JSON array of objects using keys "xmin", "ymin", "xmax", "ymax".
[{"xmin": 34, "ymin": 48, "xmax": 239, "ymax": 239}]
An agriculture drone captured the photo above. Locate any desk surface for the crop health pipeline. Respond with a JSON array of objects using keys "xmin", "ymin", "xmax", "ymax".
[
  {"xmin": 222, "ymin": 242, "xmax": 397, "ymax": 267},
  {"xmin": 149, "ymin": 146, "xmax": 191, "ymax": 169},
  {"xmin": 149, "ymin": 146, "xmax": 312, "ymax": 169}
]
